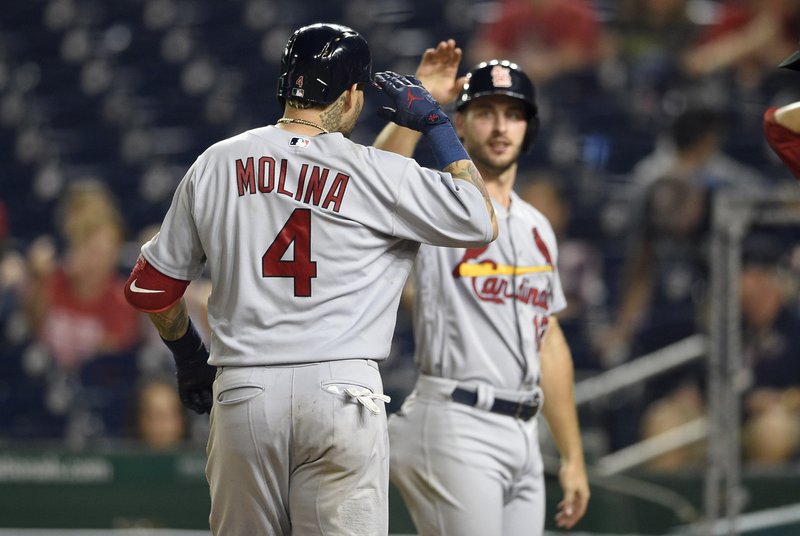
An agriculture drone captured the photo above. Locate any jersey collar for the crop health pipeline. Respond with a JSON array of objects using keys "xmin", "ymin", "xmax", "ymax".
[{"xmin": 490, "ymin": 190, "xmax": 522, "ymax": 219}]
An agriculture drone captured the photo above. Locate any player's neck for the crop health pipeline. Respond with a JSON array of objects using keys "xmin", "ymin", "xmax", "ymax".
[
  {"xmin": 277, "ymin": 113, "xmax": 330, "ymax": 136},
  {"xmin": 479, "ymin": 165, "xmax": 517, "ymax": 209}
]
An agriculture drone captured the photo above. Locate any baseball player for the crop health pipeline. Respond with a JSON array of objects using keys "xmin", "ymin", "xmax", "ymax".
[
  {"xmin": 375, "ymin": 41, "xmax": 590, "ymax": 535},
  {"xmin": 123, "ymin": 24, "xmax": 497, "ymax": 536},
  {"xmin": 764, "ymin": 45, "xmax": 800, "ymax": 179}
]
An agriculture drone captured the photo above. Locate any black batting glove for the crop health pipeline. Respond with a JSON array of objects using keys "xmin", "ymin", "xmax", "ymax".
[
  {"xmin": 374, "ymin": 71, "xmax": 450, "ymax": 133},
  {"xmin": 162, "ymin": 319, "xmax": 216, "ymax": 414}
]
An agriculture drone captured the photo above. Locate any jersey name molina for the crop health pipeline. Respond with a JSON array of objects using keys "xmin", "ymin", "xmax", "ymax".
[{"xmin": 142, "ymin": 126, "xmax": 493, "ymax": 366}]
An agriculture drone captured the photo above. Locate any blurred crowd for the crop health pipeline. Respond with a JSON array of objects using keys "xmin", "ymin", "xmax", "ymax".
[{"xmin": 1, "ymin": 0, "xmax": 800, "ymax": 468}]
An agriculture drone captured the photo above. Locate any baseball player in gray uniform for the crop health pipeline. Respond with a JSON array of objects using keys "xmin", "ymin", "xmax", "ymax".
[
  {"xmin": 124, "ymin": 25, "xmax": 497, "ymax": 536},
  {"xmin": 375, "ymin": 41, "xmax": 590, "ymax": 535}
]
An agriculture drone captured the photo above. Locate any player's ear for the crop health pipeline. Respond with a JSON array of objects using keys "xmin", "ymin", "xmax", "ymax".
[{"xmin": 343, "ymin": 83, "xmax": 361, "ymax": 111}]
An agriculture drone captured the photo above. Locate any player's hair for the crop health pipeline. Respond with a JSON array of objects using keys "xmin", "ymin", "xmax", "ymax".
[{"xmin": 285, "ymin": 98, "xmax": 324, "ymax": 111}]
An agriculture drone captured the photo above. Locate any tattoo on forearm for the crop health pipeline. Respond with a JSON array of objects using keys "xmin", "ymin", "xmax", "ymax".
[
  {"xmin": 445, "ymin": 160, "xmax": 492, "ymax": 207},
  {"xmin": 148, "ymin": 299, "xmax": 189, "ymax": 341}
]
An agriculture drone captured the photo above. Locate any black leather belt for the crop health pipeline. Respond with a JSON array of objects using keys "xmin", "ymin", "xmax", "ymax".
[{"xmin": 451, "ymin": 387, "xmax": 541, "ymax": 421}]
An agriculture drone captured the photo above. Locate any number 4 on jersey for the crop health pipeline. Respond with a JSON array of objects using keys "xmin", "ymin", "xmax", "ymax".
[{"xmin": 262, "ymin": 208, "xmax": 317, "ymax": 297}]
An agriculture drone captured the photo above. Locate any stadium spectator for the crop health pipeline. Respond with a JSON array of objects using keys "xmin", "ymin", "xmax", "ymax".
[
  {"xmin": 519, "ymin": 172, "xmax": 607, "ymax": 371},
  {"xmin": 628, "ymin": 106, "xmax": 767, "ymax": 198},
  {"xmin": 640, "ymin": 381, "xmax": 706, "ymax": 471},
  {"xmin": 23, "ymin": 179, "xmax": 140, "ymax": 372},
  {"xmin": 639, "ymin": 232, "xmax": 800, "ymax": 470},
  {"xmin": 0, "ymin": 200, "xmax": 25, "ymax": 340},
  {"xmin": 0, "ymin": 199, "xmax": 27, "ymax": 364},
  {"xmin": 739, "ymin": 234, "xmax": 800, "ymax": 466},
  {"xmin": 682, "ymin": 0, "xmax": 800, "ymax": 92},
  {"xmin": 605, "ymin": 173, "xmax": 709, "ymax": 451},
  {"xmin": 467, "ymin": 0, "xmax": 607, "ymax": 87},
  {"xmin": 130, "ymin": 376, "xmax": 189, "ymax": 450},
  {"xmin": 600, "ymin": 108, "xmax": 767, "ymax": 369},
  {"xmin": 608, "ymin": 0, "xmax": 698, "ymax": 94},
  {"xmin": 623, "ymin": 186, "xmax": 733, "ymax": 469}
]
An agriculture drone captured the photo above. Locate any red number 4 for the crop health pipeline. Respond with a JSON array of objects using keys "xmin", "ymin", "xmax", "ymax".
[{"xmin": 262, "ymin": 209, "xmax": 317, "ymax": 297}]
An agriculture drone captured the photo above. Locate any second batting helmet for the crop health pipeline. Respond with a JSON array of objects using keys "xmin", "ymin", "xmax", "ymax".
[
  {"xmin": 456, "ymin": 60, "xmax": 540, "ymax": 152},
  {"xmin": 277, "ymin": 23, "xmax": 372, "ymax": 107}
]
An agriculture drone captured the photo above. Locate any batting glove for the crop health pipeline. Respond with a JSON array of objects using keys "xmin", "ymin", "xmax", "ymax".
[
  {"xmin": 374, "ymin": 71, "xmax": 450, "ymax": 133},
  {"xmin": 162, "ymin": 318, "xmax": 216, "ymax": 414}
]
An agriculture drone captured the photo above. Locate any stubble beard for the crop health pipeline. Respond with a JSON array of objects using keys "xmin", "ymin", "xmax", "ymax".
[
  {"xmin": 340, "ymin": 112, "xmax": 358, "ymax": 138},
  {"xmin": 466, "ymin": 140, "xmax": 521, "ymax": 177}
]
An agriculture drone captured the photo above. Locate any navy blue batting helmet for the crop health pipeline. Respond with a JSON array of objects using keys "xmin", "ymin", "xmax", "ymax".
[
  {"xmin": 277, "ymin": 23, "xmax": 372, "ymax": 107},
  {"xmin": 457, "ymin": 60, "xmax": 540, "ymax": 152}
]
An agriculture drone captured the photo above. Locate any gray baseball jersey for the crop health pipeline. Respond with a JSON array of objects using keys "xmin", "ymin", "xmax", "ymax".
[
  {"xmin": 412, "ymin": 189, "xmax": 566, "ymax": 388},
  {"xmin": 389, "ymin": 190, "xmax": 566, "ymax": 536},
  {"xmin": 142, "ymin": 125, "xmax": 494, "ymax": 367}
]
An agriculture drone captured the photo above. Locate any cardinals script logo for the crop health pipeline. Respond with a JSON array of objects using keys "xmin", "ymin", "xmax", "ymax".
[
  {"xmin": 452, "ymin": 227, "xmax": 553, "ymax": 308},
  {"xmin": 451, "ymin": 227, "xmax": 555, "ymax": 348}
]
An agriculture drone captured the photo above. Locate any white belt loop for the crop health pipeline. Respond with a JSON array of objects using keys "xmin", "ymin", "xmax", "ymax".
[{"xmin": 474, "ymin": 383, "xmax": 495, "ymax": 411}]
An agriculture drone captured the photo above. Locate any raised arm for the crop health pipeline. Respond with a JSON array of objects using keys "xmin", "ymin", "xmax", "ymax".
[
  {"xmin": 373, "ymin": 70, "xmax": 497, "ymax": 239},
  {"xmin": 682, "ymin": 7, "xmax": 781, "ymax": 77},
  {"xmin": 374, "ymin": 39, "xmax": 466, "ymax": 157}
]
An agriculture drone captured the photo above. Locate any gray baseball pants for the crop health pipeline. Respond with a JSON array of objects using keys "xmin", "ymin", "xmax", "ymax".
[
  {"xmin": 206, "ymin": 359, "xmax": 389, "ymax": 536},
  {"xmin": 389, "ymin": 374, "xmax": 545, "ymax": 536}
]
